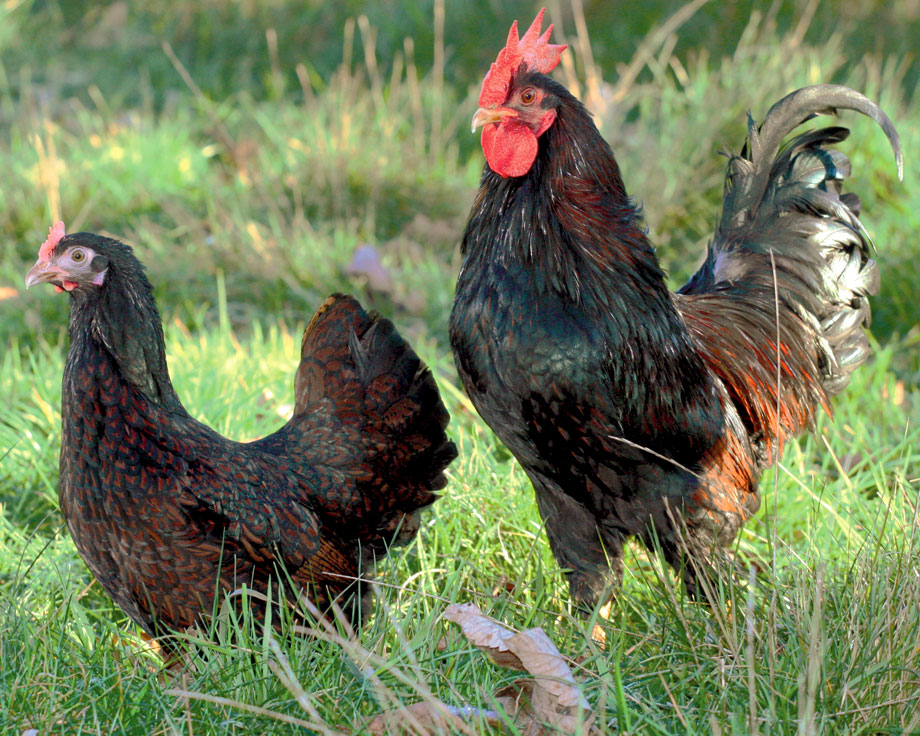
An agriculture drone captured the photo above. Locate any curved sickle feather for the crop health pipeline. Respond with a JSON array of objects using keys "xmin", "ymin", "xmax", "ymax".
[{"xmin": 724, "ymin": 84, "xmax": 903, "ymax": 232}]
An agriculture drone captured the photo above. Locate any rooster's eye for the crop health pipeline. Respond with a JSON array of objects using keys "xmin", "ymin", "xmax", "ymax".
[
  {"xmin": 520, "ymin": 88, "xmax": 537, "ymax": 105},
  {"xmin": 71, "ymin": 249, "xmax": 86, "ymax": 263}
]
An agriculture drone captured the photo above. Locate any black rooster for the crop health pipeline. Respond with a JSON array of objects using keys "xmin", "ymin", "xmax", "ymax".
[
  {"xmin": 449, "ymin": 10, "xmax": 902, "ymax": 606},
  {"xmin": 26, "ymin": 226, "xmax": 456, "ymax": 642}
]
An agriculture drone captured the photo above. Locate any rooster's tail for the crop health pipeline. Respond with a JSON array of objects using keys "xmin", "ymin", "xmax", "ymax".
[
  {"xmin": 724, "ymin": 86, "xmax": 901, "ymax": 394},
  {"xmin": 679, "ymin": 85, "xmax": 901, "ymax": 456}
]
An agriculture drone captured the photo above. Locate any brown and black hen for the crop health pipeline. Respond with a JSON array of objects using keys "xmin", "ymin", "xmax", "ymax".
[
  {"xmin": 26, "ymin": 226, "xmax": 456, "ymax": 641},
  {"xmin": 449, "ymin": 11, "xmax": 902, "ymax": 607}
]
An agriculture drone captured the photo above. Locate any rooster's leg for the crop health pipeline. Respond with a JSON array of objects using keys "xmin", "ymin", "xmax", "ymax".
[
  {"xmin": 531, "ymin": 476, "xmax": 622, "ymax": 610},
  {"xmin": 652, "ymin": 510, "xmax": 738, "ymax": 602}
]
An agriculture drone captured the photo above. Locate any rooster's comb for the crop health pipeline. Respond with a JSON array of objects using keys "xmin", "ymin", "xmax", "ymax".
[
  {"xmin": 38, "ymin": 221, "xmax": 66, "ymax": 262},
  {"xmin": 478, "ymin": 8, "xmax": 567, "ymax": 108}
]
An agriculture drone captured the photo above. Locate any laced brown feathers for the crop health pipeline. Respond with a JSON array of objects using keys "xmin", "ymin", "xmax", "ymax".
[{"xmin": 27, "ymin": 230, "xmax": 457, "ymax": 647}]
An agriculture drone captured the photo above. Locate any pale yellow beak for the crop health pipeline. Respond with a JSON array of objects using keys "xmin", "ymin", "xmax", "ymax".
[
  {"xmin": 471, "ymin": 106, "xmax": 517, "ymax": 133},
  {"xmin": 25, "ymin": 259, "xmax": 65, "ymax": 289}
]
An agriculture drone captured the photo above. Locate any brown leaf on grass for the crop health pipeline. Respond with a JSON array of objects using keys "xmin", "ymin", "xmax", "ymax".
[
  {"xmin": 0, "ymin": 286, "xmax": 18, "ymax": 300},
  {"xmin": 494, "ymin": 680, "xmax": 538, "ymax": 732},
  {"xmin": 443, "ymin": 602, "xmax": 523, "ymax": 669},
  {"xmin": 367, "ymin": 701, "xmax": 499, "ymax": 735},
  {"xmin": 492, "ymin": 574, "xmax": 517, "ymax": 597},
  {"xmin": 444, "ymin": 603, "xmax": 596, "ymax": 734},
  {"xmin": 347, "ymin": 244, "xmax": 395, "ymax": 293},
  {"xmin": 496, "ymin": 679, "xmax": 596, "ymax": 736}
]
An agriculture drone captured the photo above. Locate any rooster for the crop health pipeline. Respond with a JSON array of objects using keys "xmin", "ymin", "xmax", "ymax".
[
  {"xmin": 449, "ymin": 10, "xmax": 902, "ymax": 607},
  {"xmin": 26, "ymin": 225, "xmax": 457, "ymax": 643}
]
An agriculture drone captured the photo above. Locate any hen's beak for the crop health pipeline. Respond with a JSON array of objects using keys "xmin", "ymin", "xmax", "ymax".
[
  {"xmin": 25, "ymin": 259, "xmax": 65, "ymax": 289},
  {"xmin": 471, "ymin": 106, "xmax": 517, "ymax": 133}
]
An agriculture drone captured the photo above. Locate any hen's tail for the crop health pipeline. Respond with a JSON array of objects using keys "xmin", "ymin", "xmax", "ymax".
[
  {"xmin": 679, "ymin": 85, "xmax": 901, "ymax": 459},
  {"xmin": 282, "ymin": 294, "xmax": 456, "ymax": 554}
]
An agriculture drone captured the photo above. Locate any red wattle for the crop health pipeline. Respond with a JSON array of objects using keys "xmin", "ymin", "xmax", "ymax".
[{"xmin": 482, "ymin": 122, "xmax": 538, "ymax": 178}]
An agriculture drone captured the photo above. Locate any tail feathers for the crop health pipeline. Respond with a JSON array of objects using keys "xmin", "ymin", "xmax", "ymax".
[
  {"xmin": 679, "ymin": 85, "xmax": 900, "ymax": 456},
  {"xmin": 719, "ymin": 85, "xmax": 901, "ymax": 234},
  {"xmin": 290, "ymin": 294, "xmax": 456, "ymax": 551},
  {"xmin": 343, "ymin": 301, "xmax": 456, "ymax": 491}
]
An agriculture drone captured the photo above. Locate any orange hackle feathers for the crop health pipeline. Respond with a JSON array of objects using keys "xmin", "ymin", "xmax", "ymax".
[
  {"xmin": 39, "ymin": 221, "xmax": 66, "ymax": 262},
  {"xmin": 478, "ymin": 8, "xmax": 567, "ymax": 107}
]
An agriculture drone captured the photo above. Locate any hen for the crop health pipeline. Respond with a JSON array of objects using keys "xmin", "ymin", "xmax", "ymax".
[
  {"xmin": 26, "ymin": 226, "xmax": 457, "ymax": 642},
  {"xmin": 449, "ymin": 10, "xmax": 902, "ymax": 607}
]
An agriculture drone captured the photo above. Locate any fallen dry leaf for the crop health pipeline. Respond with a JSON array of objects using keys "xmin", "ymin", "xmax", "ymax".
[
  {"xmin": 495, "ymin": 680, "xmax": 540, "ymax": 733},
  {"xmin": 367, "ymin": 701, "xmax": 498, "ymax": 735},
  {"xmin": 347, "ymin": 244, "xmax": 394, "ymax": 293},
  {"xmin": 444, "ymin": 603, "xmax": 596, "ymax": 734},
  {"xmin": 492, "ymin": 574, "xmax": 517, "ymax": 597},
  {"xmin": 443, "ymin": 602, "xmax": 523, "ymax": 669}
]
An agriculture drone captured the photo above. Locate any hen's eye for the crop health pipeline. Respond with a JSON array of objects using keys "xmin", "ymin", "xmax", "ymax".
[
  {"xmin": 71, "ymin": 249, "xmax": 86, "ymax": 263},
  {"xmin": 520, "ymin": 88, "xmax": 537, "ymax": 105}
]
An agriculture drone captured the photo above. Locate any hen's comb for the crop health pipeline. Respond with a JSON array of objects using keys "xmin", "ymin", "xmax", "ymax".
[
  {"xmin": 478, "ymin": 8, "xmax": 567, "ymax": 108},
  {"xmin": 38, "ymin": 221, "xmax": 66, "ymax": 262}
]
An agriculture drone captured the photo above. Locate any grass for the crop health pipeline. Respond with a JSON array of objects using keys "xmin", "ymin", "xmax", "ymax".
[
  {"xmin": 1, "ymin": 0, "xmax": 919, "ymax": 733},
  {"xmin": 1, "ymin": 316, "xmax": 917, "ymax": 733}
]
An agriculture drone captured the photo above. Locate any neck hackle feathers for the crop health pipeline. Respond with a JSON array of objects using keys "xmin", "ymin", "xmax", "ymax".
[
  {"xmin": 39, "ymin": 221, "xmax": 66, "ymax": 262},
  {"xmin": 478, "ymin": 8, "xmax": 567, "ymax": 107}
]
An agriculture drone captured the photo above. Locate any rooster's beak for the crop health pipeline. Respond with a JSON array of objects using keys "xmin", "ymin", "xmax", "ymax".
[
  {"xmin": 471, "ymin": 106, "xmax": 517, "ymax": 133},
  {"xmin": 25, "ymin": 259, "xmax": 65, "ymax": 289}
]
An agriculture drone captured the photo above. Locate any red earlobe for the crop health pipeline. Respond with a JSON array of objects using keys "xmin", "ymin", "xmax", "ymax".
[{"xmin": 534, "ymin": 109, "xmax": 557, "ymax": 138}]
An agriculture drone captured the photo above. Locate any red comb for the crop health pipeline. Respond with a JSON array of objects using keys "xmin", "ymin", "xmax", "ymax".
[
  {"xmin": 38, "ymin": 221, "xmax": 66, "ymax": 262},
  {"xmin": 478, "ymin": 8, "xmax": 567, "ymax": 108}
]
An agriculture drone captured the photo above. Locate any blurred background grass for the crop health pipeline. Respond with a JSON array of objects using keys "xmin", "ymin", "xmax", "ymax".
[{"xmin": 1, "ymin": 0, "xmax": 916, "ymax": 371}]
